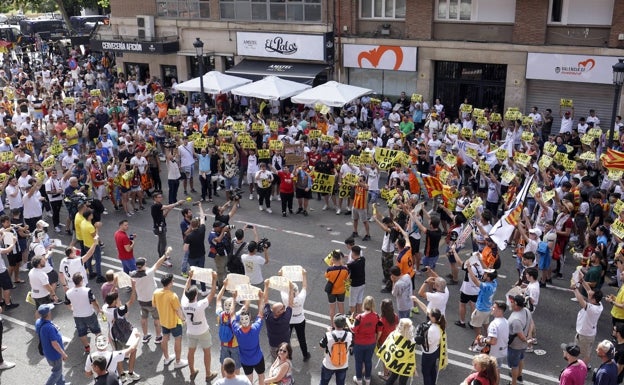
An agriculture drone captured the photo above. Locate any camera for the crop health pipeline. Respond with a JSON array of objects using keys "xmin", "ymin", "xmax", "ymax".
[
  {"xmin": 163, "ymin": 138, "xmax": 177, "ymax": 149},
  {"xmin": 257, "ymin": 237, "xmax": 271, "ymax": 252},
  {"xmin": 230, "ymin": 188, "xmax": 243, "ymax": 201},
  {"xmin": 129, "ymin": 234, "xmax": 136, "ymax": 241},
  {"xmin": 226, "ymin": 224, "xmax": 236, "ymax": 230}
]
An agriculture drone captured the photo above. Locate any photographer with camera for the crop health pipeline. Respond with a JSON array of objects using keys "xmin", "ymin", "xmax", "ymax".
[
  {"xmin": 212, "ymin": 200, "xmax": 238, "ymax": 227},
  {"xmin": 208, "ymin": 220, "xmax": 233, "ymax": 288},
  {"xmin": 228, "ymin": 225, "xmax": 258, "ymax": 276},
  {"xmin": 183, "ymin": 203, "xmax": 208, "ymax": 295},
  {"xmin": 241, "ymin": 237, "xmax": 270, "ymax": 287}
]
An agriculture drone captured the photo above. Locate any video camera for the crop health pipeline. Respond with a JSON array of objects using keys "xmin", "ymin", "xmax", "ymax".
[
  {"xmin": 257, "ymin": 237, "xmax": 271, "ymax": 252},
  {"xmin": 230, "ymin": 187, "xmax": 243, "ymax": 201},
  {"xmin": 163, "ymin": 138, "xmax": 177, "ymax": 149}
]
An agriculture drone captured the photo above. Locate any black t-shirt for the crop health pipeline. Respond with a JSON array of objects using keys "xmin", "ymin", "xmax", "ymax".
[
  {"xmin": 589, "ymin": 203, "xmax": 604, "ymax": 228},
  {"xmin": 615, "ymin": 342, "xmax": 624, "ymax": 383},
  {"xmin": 424, "ymin": 228, "xmax": 442, "ymax": 257},
  {"xmin": 94, "ymin": 373, "xmax": 119, "ymax": 385},
  {"xmin": 314, "ymin": 160, "xmax": 334, "ymax": 175},
  {"xmin": 185, "ymin": 224, "xmax": 206, "ymax": 259},
  {"xmin": 347, "ymin": 256, "xmax": 366, "ymax": 287},
  {"xmin": 151, "ymin": 203, "xmax": 165, "ymax": 226},
  {"xmin": 215, "ymin": 214, "xmax": 230, "ymax": 226}
]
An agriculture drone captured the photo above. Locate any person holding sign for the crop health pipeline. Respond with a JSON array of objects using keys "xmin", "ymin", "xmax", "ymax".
[
  {"xmin": 231, "ymin": 289, "xmax": 266, "ymax": 385},
  {"xmin": 352, "ymin": 176, "xmax": 371, "ymax": 241},
  {"xmin": 182, "ymin": 269, "xmax": 219, "ymax": 383},
  {"xmin": 379, "ymin": 318, "xmax": 417, "ymax": 385},
  {"xmin": 347, "ymin": 296, "xmax": 382, "ymax": 385},
  {"xmin": 262, "ymin": 279, "xmax": 294, "ymax": 359},
  {"xmin": 241, "ymin": 240, "xmax": 270, "ymax": 286},
  {"xmin": 255, "ymin": 163, "xmax": 274, "ymax": 214},
  {"xmin": 278, "ymin": 267, "xmax": 311, "ymax": 361}
]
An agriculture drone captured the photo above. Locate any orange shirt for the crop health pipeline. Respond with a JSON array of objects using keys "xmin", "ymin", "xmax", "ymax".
[
  {"xmin": 397, "ymin": 247, "xmax": 414, "ymax": 278},
  {"xmin": 325, "ymin": 266, "xmax": 349, "ymax": 295},
  {"xmin": 352, "ymin": 185, "xmax": 368, "ymax": 210},
  {"xmin": 317, "ymin": 120, "xmax": 328, "ymax": 135}
]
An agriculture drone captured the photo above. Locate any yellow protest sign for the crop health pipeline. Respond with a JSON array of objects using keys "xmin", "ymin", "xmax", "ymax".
[
  {"xmin": 258, "ymin": 149, "xmax": 270, "ymax": 159},
  {"xmin": 495, "ymin": 148, "xmax": 508, "ymax": 161},
  {"xmin": 447, "ymin": 124, "xmax": 460, "ymax": 135},
  {"xmin": 154, "ymin": 92, "xmax": 165, "ymax": 102},
  {"xmin": 311, "ymin": 172, "xmax": 335, "ymax": 194},
  {"xmin": 220, "ymin": 143, "xmax": 234, "ymax": 154},
  {"xmin": 41, "ymin": 155, "xmax": 56, "ymax": 168},
  {"xmin": 612, "ymin": 219, "xmax": 624, "ymax": 239},
  {"xmin": 167, "ymin": 109, "xmax": 180, "ymax": 116},
  {"xmin": 522, "ymin": 116, "xmax": 533, "ymax": 126},
  {"xmin": 465, "ymin": 147, "xmax": 478, "ymax": 159},
  {"xmin": 562, "ymin": 158, "xmax": 577, "ymax": 172},
  {"xmin": 504, "ymin": 110, "xmax": 521, "ymax": 121},
  {"xmin": 375, "ymin": 148, "xmax": 400, "ymax": 170},
  {"xmin": 462, "ymin": 197, "xmax": 483, "ymax": 220},
  {"xmin": 35, "ymin": 171, "xmax": 45, "ymax": 183},
  {"xmin": 608, "ymin": 170, "xmax": 623, "ymax": 181},
  {"xmin": 63, "ymin": 97, "xmax": 75, "ymax": 105},
  {"xmin": 565, "ymin": 144, "xmax": 574, "ymax": 154},
  {"xmin": 411, "ymin": 94, "xmax": 423, "ymax": 103},
  {"xmin": 380, "ymin": 188, "xmax": 399, "ymax": 203},
  {"xmin": 461, "ymin": 127, "xmax": 473, "ymax": 139},
  {"xmin": 342, "ymin": 173, "xmax": 359, "ymax": 186},
  {"xmin": 588, "ymin": 128, "xmax": 602, "ymax": 138},
  {"xmin": 529, "ymin": 182, "xmax": 539, "ymax": 196},
  {"xmin": 0, "ymin": 173, "xmax": 6, "ymax": 184},
  {"xmin": 338, "ymin": 184, "xmax": 351, "ymax": 199},
  {"xmin": 475, "ymin": 129, "xmax": 488, "ymax": 140},
  {"xmin": 538, "ymin": 155, "xmax": 553, "ymax": 171},
  {"xmin": 476, "ymin": 117, "xmax": 488, "ymax": 127},
  {"xmin": 443, "ymin": 154, "xmax": 457, "ymax": 168},
  {"xmin": 472, "ymin": 108, "xmax": 484, "ymax": 118},
  {"xmin": 164, "ymin": 125, "xmax": 177, "ymax": 133},
  {"xmin": 460, "ymin": 104, "xmax": 473, "ymax": 113},
  {"xmin": 269, "ymin": 140, "xmax": 284, "ymax": 151},
  {"xmin": 269, "ymin": 121, "xmax": 279, "ymax": 131},
  {"xmin": 501, "ymin": 171, "xmax": 516, "ymax": 184},
  {"xmin": 614, "ymin": 200, "xmax": 624, "ymax": 216},
  {"xmin": 218, "ymin": 129, "xmax": 233, "ymax": 137},
  {"xmin": 206, "ymin": 137, "xmax": 215, "ymax": 145},
  {"xmin": 193, "ymin": 138, "xmax": 207, "ymax": 149},
  {"xmin": 50, "ymin": 142, "xmax": 63, "ymax": 156},
  {"xmin": 553, "ymin": 152, "xmax": 568, "ymax": 165},
  {"xmin": 543, "ymin": 142, "xmax": 557, "ymax": 156},
  {"xmin": 490, "ymin": 113, "xmax": 502, "ymax": 123},
  {"xmin": 376, "ymin": 333, "xmax": 417, "ymax": 377},
  {"xmin": 578, "ymin": 151, "xmax": 596, "ymax": 161},
  {"xmin": 0, "ymin": 151, "xmax": 13, "ymax": 162},
  {"xmin": 309, "ymin": 130, "xmax": 321, "ymax": 139},
  {"xmin": 89, "ymin": 89, "xmax": 101, "ymax": 97},
  {"xmin": 320, "ymin": 135, "xmax": 334, "ymax": 143},
  {"xmin": 251, "ymin": 123, "xmax": 265, "ymax": 132},
  {"xmin": 560, "ymin": 99, "xmax": 574, "ymax": 108},
  {"xmin": 349, "ymin": 156, "xmax": 360, "ymax": 168},
  {"xmin": 233, "ymin": 122, "xmax": 247, "ymax": 132},
  {"xmin": 542, "ymin": 190, "xmax": 556, "ymax": 202},
  {"xmin": 514, "ymin": 153, "xmax": 531, "ymax": 167},
  {"xmin": 357, "ymin": 131, "xmax": 372, "ymax": 140},
  {"xmin": 360, "ymin": 152, "xmax": 373, "ymax": 165},
  {"xmin": 479, "ymin": 160, "xmax": 490, "ymax": 174},
  {"xmin": 438, "ymin": 169, "xmax": 450, "ymax": 184},
  {"xmin": 521, "ymin": 131, "xmax": 534, "ymax": 142}
]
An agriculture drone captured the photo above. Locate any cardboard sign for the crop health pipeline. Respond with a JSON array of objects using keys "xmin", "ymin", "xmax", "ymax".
[
  {"xmin": 190, "ymin": 266, "xmax": 214, "ymax": 285},
  {"xmin": 258, "ymin": 149, "xmax": 270, "ymax": 159},
  {"xmin": 0, "ymin": 152, "xmax": 13, "ymax": 162},
  {"xmin": 560, "ymin": 99, "xmax": 574, "ymax": 108},
  {"xmin": 375, "ymin": 148, "xmax": 400, "ymax": 170},
  {"xmin": 269, "ymin": 121, "xmax": 279, "ymax": 131},
  {"xmin": 233, "ymin": 121, "xmax": 247, "ymax": 132},
  {"xmin": 281, "ymin": 265, "xmax": 303, "ymax": 282},
  {"xmin": 360, "ymin": 151, "xmax": 373, "ymax": 165},
  {"xmin": 501, "ymin": 171, "xmax": 516, "ymax": 184},
  {"xmin": 348, "ymin": 156, "xmax": 361, "ymax": 167},
  {"xmin": 462, "ymin": 197, "xmax": 483, "ymax": 220},
  {"xmin": 308, "ymin": 130, "xmax": 322, "ymax": 139},
  {"xmin": 504, "ymin": 110, "xmax": 522, "ymax": 121},
  {"xmin": 268, "ymin": 276, "xmax": 291, "ymax": 293},
  {"xmin": 220, "ymin": 143, "xmax": 234, "ymax": 154},
  {"xmin": 465, "ymin": 147, "xmax": 478, "ymax": 159},
  {"xmin": 284, "ymin": 144, "xmax": 305, "ymax": 165},
  {"xmin": 116, "ymin": 271, "xmax": 132, "ymax": 288},
  {"xmin": 218, "ymin": 129, "xmax": 233, "ymax": 137},
  {"xmin": 542, "ymin": 189, "xmax": 556, "ymax": 202},
  {"xmin": 553, "ymin": 152, "xmax": 568, "ymax": 165},
  {"xmin": 338, "ymin": 184, "xmax": 351, "ymax": 199},
  {"xmin": 235, "ymin": 284, "xmax": 261, "ymax": 301},
  {"xmin": 522, "ymin": 116, "xmax": 534, "ymax": 126},
  {"xmin": 562, "ymin": 158, "xmax": 577, "ymax": 172},
  {"xmin": 472, "ymin": 108, "xmax": 485, "ymax": 118},
  {"xmin": 320, "ymin": 135, "xmax": 334, "ymax": 143},
  {"xmin": 460, "ymin": 104, "xmax": 473, "ymax": 113},
  {"xmin": 311, "ymin": 172, "xmax": 335, "ymax": 193},
  {"xmin": 443, "ymin": 154, "xmax": 457, "ymax": 168},
  {"xmin": 225, "ymin": 274, "xmax": 250, "ymax": 291},
  {"xmin": 269, "ymin": 140, "xmax": 284, "ymax": 151},
  {"xmin": 438, "ymin": 169, "xmax": 450, "ymax": 184},
  {"xmin": 614, "ymin": 200, "xmax": 624, "ymax": 215},
  {"xmin": 380, "ymin": 188, "xmax": 399, "ymax": 204},
  {"xmin": 495, "ymin": 148, "xmax": 508, "ymax": 161}
]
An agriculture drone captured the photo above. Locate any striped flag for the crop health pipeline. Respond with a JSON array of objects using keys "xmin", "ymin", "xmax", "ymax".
[
  {"xmin": 407, "ymin": 169, "xmax": 421, "ymax": 195},
  {"xmin": 505, "ymin": 203, "xmax": 523, "ymax": 226},
  {"xmin": 489, "ymin": 174, "xmax": 534, "ymax": 250},
  {"xmin": 422, "ymin": 175, "xmax": 444, "ymax": 197},
  {"xmin": 602, "ymin": 149, "xmax": 624, "ymax": 170}
]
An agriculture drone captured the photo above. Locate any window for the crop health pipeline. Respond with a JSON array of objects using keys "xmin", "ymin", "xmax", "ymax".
[
  {"xmin": 436, "ymin": 0, "xmax": 515, "ymax": 23},
  {"xmin": 548, "ymin": 0, "xmax": 614, "ymax": 25},
  {"xmin": 157, "ymin": 0, "xmax": 210, "ymax": 19},
  {"xmin": 220, "ymin": 0, "xmax": 321, "ymax": 22},
  {"xmin": 360, "ymin": 0, "xmax": 405, "ymax": 19}
]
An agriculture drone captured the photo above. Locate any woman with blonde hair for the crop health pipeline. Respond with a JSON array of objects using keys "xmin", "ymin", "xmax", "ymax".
[
  {"xmin": 348, "ymin": 295, "xmax": 382, "ymax": 385},
  {"xmin": 384, "ymin": 318, "xmax": 417, "ymax": 385},
  {"xmin": 461, "ymin": 353, "xmax": 499, "ymax": 385}
]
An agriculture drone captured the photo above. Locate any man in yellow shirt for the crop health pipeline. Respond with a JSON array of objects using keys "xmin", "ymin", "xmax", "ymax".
[
  {"xmin": 73, "ymin": 202, "xmax": 86, "ymax": 267},
  {"xmin": 152, "ymin": 273, "xmax": 188, "ymax": 369},
  {"xmin": 80, "ymin": 209, "xmax": 104, "ymax": 283},
  {"xmin": 64, "ymin": 120, "xmax": 80, "ymax": 153}
]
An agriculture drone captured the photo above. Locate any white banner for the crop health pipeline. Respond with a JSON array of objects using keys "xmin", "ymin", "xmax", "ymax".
[
  {"xmin": 237, "ymin": 32, "xmax": 326, "ymax": 61},
  {"xmin": 343, "ymin": 44, "xmax": 417, "ymax": 72},
  {"xmin": 526, "ymin": 53, "xmax": 620, "ymax": 84}
]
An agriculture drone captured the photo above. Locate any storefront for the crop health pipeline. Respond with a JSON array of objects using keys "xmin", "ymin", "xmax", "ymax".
[
  {"xmin": 343, "ymin": 44, "xmax": 417, "ymax": 98},
  {"xmin": 226, "ymin": 31, "xmax": 334, "ymax": 85},
  {"xmin": 434, "ymin": 61, "xmax": 507, "ymax": 121},
  {"xmin": 525, "ymin": 53, "xmax": 620, "ymax": 134}
]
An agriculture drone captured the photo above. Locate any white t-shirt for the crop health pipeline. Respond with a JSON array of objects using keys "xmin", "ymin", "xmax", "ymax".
[
  {"xmin": 59, "ymin": 257, "xmax": 88, "ymax": 289},
  {"xmin": 85, "ymin": 350, "xmax": 125, "ymax": 378},
  {"xmin": 242, "ymin": 253, "xmax": 266, "ymax": 285},
  {"xmin": 525, "ymin": 281, "xmax": 540, "ymax": 308},
  {"xmin": 133, "ymin": 267, "xmax": 157, "ymax": 303},
  {"xmin": 28, "ymin": 268, "xmax": 50, "ymax": 299},
  {"xmin": 576, "ymin": 301, "xmax": 603, "ymax": 336},
  {"xmin": 426, "ymin": 288, "xmax": 449, "ymax": 316},
  {"xmin": 460, "ymin": 264, "xmax": 484, "ymax": 296},
  {"xmin": 424, "ymin": 323, "xmax": 441, "ymax": 353},
  {"xmin": 487, "ymin": 317, "xmax": 509, "ymax": 359},
  {"xmin": 23, "ymin": 190, "xmax": 43, "ymax": 219},
  {"xmin": 255, "ymin": 170, "xmax": 273, "ymax": 189},
  {"xmin": 181, "ymin": 296, "xmax": 210, "ymax": 335},
  {"xmin": 65, "ymin": 286, "xmax": 97, "ymax": 318},
  {"xmin": 178, "ymin": 143, "xmax": 195, "ymax": 167},
  {"xmin": 280, "ymin": 288, "xmax": 306, "ymax": 324},
  {"xmin": 6, "ymin": 184, "xmax": 23, "ymax": 209},
  {"xmin": 130, "ymin": 156, "xmax": 148, "ymax": 174}
]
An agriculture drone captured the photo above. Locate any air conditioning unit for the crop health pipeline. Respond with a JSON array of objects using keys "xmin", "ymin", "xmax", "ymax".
[{"xmin": 137, "ymin": 15, "xmax": 155, "ymax": 40}]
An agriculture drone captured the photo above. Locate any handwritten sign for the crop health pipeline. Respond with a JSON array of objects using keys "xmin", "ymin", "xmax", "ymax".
[
  {"xmin": 116, "ymin": 271, "xmax": 132, "ymax": 288},
  {"xmin": 225, "ymin": 274, "xmax": 250, "ymax": 291},
  {"xmin": 268, "ymin": 276, "xmax": 291, "ymax": 293},
  {"xmin": 281, "ymin": 265, "xmax": 303, "ymax": 282},
  {"xmin": 235, "ymin": 284, "xmax": 261, "ymax": 301},
  {"xmin": 311, "ymin": 172, "xmax": 335, "ymax": 194},
  {"xmin": 190, "ymin": 266, "xmax": 214, "ymax": 285}
]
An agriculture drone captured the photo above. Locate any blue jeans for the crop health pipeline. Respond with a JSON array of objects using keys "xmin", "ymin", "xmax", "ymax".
[
  {"xmin": 354, "ymin": 343, "xmax": 376, "ymax": 380},
  {"xmin": 181, "ymin": 251, "xmax": 190, "ymax": 274},
  {"xmin": 46, "ymin": 358, "xmax": 66, "ymax": 385},
  {"xmin": 421, "ymin": 349, "xmax": 439, "ymax": 385},
  {"xmin": 398, "ymin": 310, "xmax": 410, "ymax": 319},
  {"xmin": 87, "ymin": 244, "xmax": 102, "ymax": 276},
  {"xmin": 121, "ymin": 258, "xmax": 137, "ymax": 274},
  {"xmin": 320, "ymin": 366, "xmax": 347, "ymax": 385},
  {"xmin": 168, "ymin": 179, "xmax": 180, "ymax": 204}
]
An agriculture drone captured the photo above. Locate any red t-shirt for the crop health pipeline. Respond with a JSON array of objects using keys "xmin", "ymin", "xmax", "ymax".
[
  {"xmin": 114, "ymin": 230, "xmax": 133, "ymax": 260},
  {"xmin": 308, "ymin": 153, "xmax": 321, "ymax": 167},
  {"xmin": 378, "ymin": 313, "xmax": 398, "ymax": 347},
  {"xmin": 328, "ymin": 152, "xmax": 342, "ymax": 166},
  {"xmin": 352, "ymin": 311, "xmax": 382, "ymax": 346},
  {"xmin": 277, "ymin": 171, "xmax": 294, "ymax": 194}
]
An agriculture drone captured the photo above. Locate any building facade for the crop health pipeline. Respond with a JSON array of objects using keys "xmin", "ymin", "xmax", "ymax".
[{"xmin": 98, "ymin": 0, "xmax": 624, "ymax": 128}]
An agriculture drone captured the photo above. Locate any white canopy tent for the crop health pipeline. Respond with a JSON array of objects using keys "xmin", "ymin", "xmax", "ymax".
[
  {"xmin": 230, "ymin": 75, "xmax": 311, "ymax": 101},
  {"xmin": 290, "ymin": 81, "xmax": 373, "ymax": 107},
  {"xmin": 173, "ymin": 71, "xmax": 252, "ymax": 93}
]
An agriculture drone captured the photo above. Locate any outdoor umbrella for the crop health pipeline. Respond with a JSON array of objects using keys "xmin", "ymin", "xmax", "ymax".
[
  {"xmin": 174, "ymin": 71, "xmax": 252, "ymax": 93},
  {"xmin": 230, "ymin": 75, "xmax": 311, "ymax": 101},
  {"xmin": 291, "ymin": 81, "xmax": 373, "ymax": 107}
]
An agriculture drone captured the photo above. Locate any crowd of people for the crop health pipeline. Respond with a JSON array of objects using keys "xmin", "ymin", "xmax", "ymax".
[{"xmin": 0, "ymin": 43, "xmax": 624, "ymax": 385}]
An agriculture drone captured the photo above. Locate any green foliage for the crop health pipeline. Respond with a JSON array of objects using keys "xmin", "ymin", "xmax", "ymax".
[{"xmin": 4, "ymin": 0, "xmax": 109, "ymax": 16}]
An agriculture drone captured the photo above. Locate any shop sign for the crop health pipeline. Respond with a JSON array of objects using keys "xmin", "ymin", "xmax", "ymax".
[
  {"xmin": 526, "ymin": 53, "xmax": 619, "ymax": 84},
  {"xmin": 89, "ymin": 38, "xmax": 179, "ymax": 54},
  {"xmin": 237, "ymin": 31, "xmax": 330, "ymax": 62},
  {"xmin": 343, "ymin": 44, "xmax": 417, "ymax": 72}
]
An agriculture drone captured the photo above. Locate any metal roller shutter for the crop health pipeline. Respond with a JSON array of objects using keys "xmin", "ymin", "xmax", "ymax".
[{"xmin": 525, "ymin": 80, "xmax": 614, "ymax": 135}]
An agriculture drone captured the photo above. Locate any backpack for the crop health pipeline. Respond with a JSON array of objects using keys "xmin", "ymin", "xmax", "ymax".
[
  {"xmin": 218, "ymin": 313, "xmax": 234, "ymax": 343},
  {"xmin": 329, "ymin": 332, "xmax": 348, "ymax": 367},
  {"xmin": 110, "ymin": 308, "xmax": 133, "ymax": 344},
  {"xmin": 414, "ymin": 321, "xmax": 430, "ymax": 352},
  {"xmin": 227, "ymin": 241, "xmax": 247, "ymax": 275}
]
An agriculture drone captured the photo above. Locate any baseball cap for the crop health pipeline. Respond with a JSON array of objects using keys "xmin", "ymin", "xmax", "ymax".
[
  {"xmin": 528, "ymin": 228, "xmax": 542, "ymax": 237},
  {"xmin": 213, "ymin": 221, "xmax": 225, "ymax": 228},
  {"xmin": 135, "ymin": 257, "xmax": 147, "ymax": 268},
  {"xmin": 561, "ymin": 343, "xmax": 581, "ymax": 357},
  {"xmin": 36, "ymin": 220, "xmax": 49, "ymax": 228},
  {"xmin": 38, "ymin": 303, "xmax": 54, "ymax": 317}
]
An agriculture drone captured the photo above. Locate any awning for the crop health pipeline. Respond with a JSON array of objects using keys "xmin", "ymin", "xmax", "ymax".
[{"xmin": 225, "ymin": 59, "xmax": 329, "ymax": 85}]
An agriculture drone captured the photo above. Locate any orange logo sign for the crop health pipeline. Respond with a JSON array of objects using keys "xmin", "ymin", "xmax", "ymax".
[{"xmin": 357, "ymin": 46, "xmax": 404, "ymax": 71}]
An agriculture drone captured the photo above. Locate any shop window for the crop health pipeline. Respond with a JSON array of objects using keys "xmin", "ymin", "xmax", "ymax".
[
  {"xmin": 157, "ymin": 0, "xmax": 210, "ymax": 19},
  {"xmin": 220, "ymin": 0, "xmax": 321, "ymax": 22},
  {"xmin": 548, "ymin": 0, "xmax": 613, "ymax": 25},
  {"xmin": 436, "ymin": 0, "xmax": 516, "ymax": 23},
  {"xmin": 360, "ymin": 0, "xmax": 406, "ymax": 19},
  {"xmin": 161, "ymin": 65, "xmax": 178, "ymax": 88}
]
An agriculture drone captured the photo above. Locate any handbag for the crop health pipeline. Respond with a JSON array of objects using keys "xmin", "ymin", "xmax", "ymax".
[
  {"xmin": 324, "ymin": 268, "xmax": 342, "ymax": 294},
  {"xmin": 110, "ymin": 308, "xmax": 133, "ymax": 344}
]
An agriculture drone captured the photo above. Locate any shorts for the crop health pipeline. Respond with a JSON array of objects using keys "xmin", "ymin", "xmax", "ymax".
[
  {"xmin": 187, "ymin": 330, "xmax": 213, "ymax": 349},
  {"xmin": 139, "ymin": 300, "xmax": 159, "ymax": 319},
  {"xmin": 460, "ymin": 292, "xmax": 479, "ymax": 304},
  {"xmin": 246, "ymin": 171, "xmax": 256, "ymax": 185},
  {"xmin": 539, "ymin": 255, "xmax": 551, "ymax": 270},
  {"xmin": 181, "ymin": 166, "xmax": 194, "ymax": 178},
  {"xmin": 296, "ymin": 188, "xmax": 312, "ymax": 200},
  {"xmin": 328, "ymin": 292, "xmax": 346, "ymax": 303},
  {"xmin": 120, "ymin": 186, "xmax": 131, "ymax": 194},
  {"xmin": 409, "ymin": 237, "xmax": 420, "ymax": 254},
  {"xmin": 0, "ymin": 271, "xmax": 11, "ymax": 290},
  {"xmin": 220, "ymin": 346, "xmax": 241, "ymax": 368},
  {"xmin": 47, "ymin": 270, "xmax": 59, "ymax": 285},
  {"xmin": 162, "ymin": 324, "xmax": 183, "ymax": 337},
  {"xmin": 422, "ymin": 255, "xmax": 439, "ymax": 269},
  {"xmin": 242, "ymin": 357, "xmax": 265, "ymax": 375},
  {"xmin": 507, "ymin": 347, "xmax": 525, "ymax": 368},
  {"xmin": 348, "ymin": 285, "xmax": 365, "ymax": 307},
  {"xmin": 351, "ymin": 208, "xmax": 367, "ymax": 221},
  {"xmin": 470, "ymin": 309, "xmax": 490, "ymax": 328},
  {"xmin": 131, "ymin": 186, "xmax": 142, "ymax": 192},
  {"xmin": 224, "ymin": 176, "xmax": 239, "ymax": 190},
  {"xmin": 113, "ymin": 339, "xmax": 125, "ymax": 350},
  {"xmin": 75, "ymin": 313, "xmax": 101, "ymax": 337},
  {"xmin": 7, "ymin": 253, "xmax": 21, "ymax": 267},
  {"xmin": 438, "ymin": 208, "xmax": 451, "ymax": 222},
  {"xmin": 120, "ymin": 259, "xmax": 137, "ymax": 274},
  {"xmin": 34, "ymin": 295, "xmax": 53, "ymax": 308}
]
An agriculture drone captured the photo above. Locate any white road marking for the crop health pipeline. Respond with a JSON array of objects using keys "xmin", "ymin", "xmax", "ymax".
[
  {"xmin": 281, "ymin": 230, "xmax": 314, "ymax": 238},
  {"xmin": 2, "ymin": 313, "xmax": 72, "ymax": 345}
]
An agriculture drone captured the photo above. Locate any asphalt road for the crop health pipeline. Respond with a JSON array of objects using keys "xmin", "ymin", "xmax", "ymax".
[{"xmin": 0, "ymin": 177, "xmax": 616, "ymax": 385}]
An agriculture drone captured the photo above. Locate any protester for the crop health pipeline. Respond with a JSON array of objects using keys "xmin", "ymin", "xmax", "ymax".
[
  {"xmin": 559, "ymin": 343, "xmax": 587, "ymax": 385},
  {"xmin": 36, "ymin": 303, "xmax": 69, "ymax": 385},
  {"xmin": 319, "ymin": 313, "xmax": 353, "ymax": 385},
  {"xmin": 347, "ymin": 295, "xmax": 382, "ymax": 385},
  {"xmin": 152, "ymin": 273, "xmax": 188, "ymax": 369},
  {"xmin": 279, "ymin": 268, "xmax": 311, "ymax": 361},
  {"xmin": 460, "ymin": 354, "xmax": 498, "ymax": 385}
]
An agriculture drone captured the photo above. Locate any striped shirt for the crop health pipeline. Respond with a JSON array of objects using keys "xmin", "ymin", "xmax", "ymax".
[{"xmin": 352, "ymin": 185, "xmax": 368, "ymax": 210}]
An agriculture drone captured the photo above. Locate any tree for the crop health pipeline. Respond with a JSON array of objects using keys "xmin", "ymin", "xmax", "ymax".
[{"xmin": 10, "ymin": 0, "xmax": 110, "ymax": 32}]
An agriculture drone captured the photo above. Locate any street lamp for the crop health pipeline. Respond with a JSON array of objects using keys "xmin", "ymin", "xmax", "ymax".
[
  {"xmin": 608, "ymin": 58, "xmax": 624, "ymax": 148},
  {"xmin": 193, "ymin": 37, "xmax": 206, "ymax": 110}
]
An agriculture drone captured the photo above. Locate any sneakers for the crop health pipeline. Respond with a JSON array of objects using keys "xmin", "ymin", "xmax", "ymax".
[
  {"xmin": 4, "ymin": 303, "xmax": 18, "ymax": 310},
  {"xmin": 200, "ymin": 290, "xmax": 209, "ymax": 296},
  {"xmin": 380, "ymin": 287, "xmax": 392, "ymax": 293},
  {"xmin": 351, "ymin": 232, "xmax": 359, "ymax": 238},
  {"xmin": 181, "ymin": 272, "xmax": 189, "ymax": 278},
  {"xmin": 455, "ymin": 321, "xmax": 467, "ymax": 328},
  {"xmin": 259, "ymin": 206, "xmax": 264, "ymax": 211},
  {"xmin": 322, "ymin": 205, "xmax": 328, "ymax": 211},
  {"xmin": 303, "ymin": 353, "xmax": 311, "ymax": 362},
  {"xmin": 270, "ymin": 195, "xmax": 274, "ymax": 201},
  {"xmin": 0, "ymin": 361, "xmax": 15, "ymax": 370},
  {"xmin": 296, "ymin": 208, "xmax": 304, "ymax": 214},
  {"xmin": 266, "ymin": 208, "xmax": 272, "ymax": 214},
  {"xmin": 336, "ymin": 208, "xmax": 341, "ymax": 215},
  {"xmin": 282, "ymin": 212, "xmax": 287, "ymax": 217},
  {"xmin": 173, "ymin": 359, "xmax": 188, "ymax": 369},
  {"xmin": 142, "ymin": 334, "xmax": 152, "ymax": 343},
  {"xmin": 96, "ymin": 276, "xmax": 106, "ymax": 283},
  {"xmin": 303, "ymin": 210, "xmax": 308, "ymax": 216},
  {"xmin": 54, "ymin": 226, "xmax": 61, "ymax": 233},
  {"xmin": 163, "ymin": 357, "xmax": 175, "ymax": 366},
  {"xmin": 163, "ymin": 260, "xmax": 173, "ymax": 268},
  {"xmin": 353, "ymin": 376, "xmax": 362, "ymax": 385},
  {"xmin": 410, "ymin": 307, "xmax": 420, "ymax": 316},
  {"xmin": 155, "ymin": 335, "xmax": 163, "ymax": 344},
  {"xmin": 362, "ymin": 235, "xmax": 371, "ymax": 241},
  {"xmin": 19, "ymin": 264, "xmax": 29, "ymax": 272},
  {"xmin": 249, "ymin": 194, "xmax": 254, "ymax": 200},
  {"xmin": 126, "ymin": 372, "xmax": 141, "ymax": 382}
]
